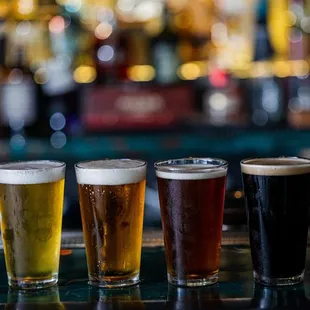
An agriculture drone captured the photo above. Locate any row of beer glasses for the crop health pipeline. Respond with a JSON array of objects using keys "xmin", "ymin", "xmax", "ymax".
[{"xmin": 0, "ymin": 156, "xmax": 309, "ymax": 290}]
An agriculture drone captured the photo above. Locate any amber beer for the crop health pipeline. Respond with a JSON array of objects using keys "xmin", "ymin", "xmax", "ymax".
[
  {"xmin": 75, "ymin": 159, "xmax": 147, "ymax": 287},
  {"xmin": 155, "ymin": 158, "xmax": 228, "ymax": 287},
  {"xmin": 0, "ymin": 161, "xmax": 66, "ymax": 289}
]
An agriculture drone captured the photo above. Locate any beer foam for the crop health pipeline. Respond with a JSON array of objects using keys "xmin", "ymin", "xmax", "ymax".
[
  {"xmin": 241, "ymin": 158, "xmax": 310, "ymax": 176},
  {"xmin": 155, "ymin": 164, "xmax": 227, "ymax": 180},
  {"xmin": 0, "ymin": 161, "xmax": 66, "ymax": 184},
  {"xmin": 75, "ymin": 159, "xmax": 147, "ymax": 185}
]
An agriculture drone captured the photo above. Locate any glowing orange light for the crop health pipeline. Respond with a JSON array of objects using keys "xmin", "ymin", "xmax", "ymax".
[{"xmin": 95, "ymin": 23, "xmax": 113, "ymax": 40}]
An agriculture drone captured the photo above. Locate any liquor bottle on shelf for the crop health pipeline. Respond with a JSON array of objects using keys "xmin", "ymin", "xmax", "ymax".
[
  {"xmin": 211, "ymin": 0, "xmax": 257, "ymax": 69},
  {"xmin": 0, "ymin": 17, "xmax": 8, "ymax": 139},
  {"xmin": 150, "ymin": 5, "xmax": 180, "ymax": 84},
  {"xmin": 0, "ymin": 42, "xmax": 39, "ymax": 146},
  {"xmin": 254, "ymin": 0, "xmax": 274, "ymax": 61},
  {"xmin": 289, "ymin": 0, "xmax": 308, "ymax": 60},
  {"xmin": 250, "ymin": 1, "xmax": 285, "ymax": 128},
  {"xmin": 304, "ymin": 0, "xmax": 310, "ymax": 56},
  {"xmin": 38, "ymin": 13, "xmax": 81, "ymax": 141},
  {"xmin": 201, "ymin": 69, "xmax": 248, "ymax": 127},
  {"xmin": 126, "ymin": 29, "xmax": 153, "ymax": 82},
  {"xmin": 267, "ymin": 0, "xmax": 290, "ymax": 60},
  {"xmin": 249, "ymin": 72, "xmax": 285, "ymax": 128},
  {"xmin": 287, "ymin": 75, "xmax": 310, "ymax": 129},
  {"xmin": 93, "ymin": 29, "xmax": 120, "ymax": 84}
]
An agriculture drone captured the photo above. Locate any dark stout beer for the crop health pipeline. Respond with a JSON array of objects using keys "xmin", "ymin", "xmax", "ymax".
[
  {"xmin": 75, "ymin": 159, "xmax": 146, "ymax": 288},
  {"xmin": 155, "ymin": 158, "xmax": 227, "ymax": 286},
  {"xmin": 241, "ymin": 157, "xmax": 310, "ymax": 286}
]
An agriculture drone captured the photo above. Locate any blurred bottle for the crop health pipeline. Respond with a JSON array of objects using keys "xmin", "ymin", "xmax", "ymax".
[
  {"xmin": 289, "ymin": 0, "xmax": 308, "ymax": 60},
  {"xmin": 254, "ymin": 0, "xmax": 274, "ymax": 60},
  {"xmin": 0, "ymin": 17, "xmax": 8, "ymax": 138},
  {"xmin": 305, "ymin": 0, "xmax": 310, "ymax": 54},
  {"xmin": 93, "ymin": 6, "xmax": 123, "ymax": 84},
  {"xmin": 201, "ymin": 69, "xmax": 247, "ymax": 126},
  {"xmin": 249, "ymin": 63, "xmax": 285, "ymax": 127},
  {"xmin": 287, "ymin": 75, "xmax": 310, "ymax": 128},
  {"xmin": 38, "ymin": 14, "xmax": 81, "ymax": 142},
  {"xmin": 267, "ymin": 0, "xmax": 290, "ymax": 60},
  {"xmin": 212, "ymin": 0, "xmax": 257, "ymax": 69},
  {"xmin": 0, "ymin": 24, "xmax": 40, "ymax": 146},
  {"xmin": 150, "ymin": 5, "xmax": 180, "ymax": 84},
  {"xmin": 0, "ymin": 0, "xmax": 9, "ymax": 19},
  {"xmin": 126, "ymin": 29, "xmax": 152, "ymax": 82}
]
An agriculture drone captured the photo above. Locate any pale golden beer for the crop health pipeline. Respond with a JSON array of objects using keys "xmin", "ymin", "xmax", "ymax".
[
  {"xmin": 0, "ymin": 161, "xmax": 66, "ymax": 289},
  {"xmin": 75, "ymin": 159, "xmax": 147, "ymax": 287}
]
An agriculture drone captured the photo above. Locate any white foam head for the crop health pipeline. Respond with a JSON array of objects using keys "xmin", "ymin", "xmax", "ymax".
[
  {"xmin": 155, "ymin": 159, "xmax": 228, "ymax": 180},
  {"xmin": 75, "ymin": 159, "xmax": 147, "ymax": 185},
  {"xmin": 241, "ymin": 157, "xmax": 310, "ymax": 176},
  {"xmin": 0, "ymin": 161, "xmax": 66, "ymax": 184}
]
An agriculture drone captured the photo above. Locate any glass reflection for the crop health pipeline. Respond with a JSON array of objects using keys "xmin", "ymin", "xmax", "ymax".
[
  {"xmin": 249, "ymin": 284, "xmax": 309, "ymax": 309},
  {"xmin": 88, "ymin": 286, "xmax": 144, "ymax": 310},
  {"xmin": 164, "ymin": 284, "xmax": 222, "ymax": 310},
  {"xmin": 5, "ymin": 287, "xmax": 64, "ymax": 310}
]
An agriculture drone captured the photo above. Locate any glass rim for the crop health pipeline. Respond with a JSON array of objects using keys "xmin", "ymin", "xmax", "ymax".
[
  {"xmin": 0, "ymin": 160, "xmax": 66, "ymax": 172},
  {"xmin": 154, "ymin": 157, "xmax": 228, "ymax": 174},
  {"xmin": 240, "ymin": 156, "xmax": 310, "ymax": 176},
  {"xmin": 75, "ymin": 158, "xmax": 147, "ymax": 171},
  {"xmin": 240, "ymin": 156, "xmax": 310, "ymax": 168}
]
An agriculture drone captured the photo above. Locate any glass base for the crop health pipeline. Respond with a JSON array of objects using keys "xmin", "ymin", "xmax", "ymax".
[
  {"xmin": 88, "ymin": 273, "xmax": 140, "ymax": 288},
  {"xmin": 168, "ymin": 273, "xmax": 218, "ymax": 287},
  {"xmin": 253, "ymin": 271, "xmax": 304, "ymax": 286},
  {"xmin": 8, "ymin": 274, "xmax": 58, "ymax": 290}
]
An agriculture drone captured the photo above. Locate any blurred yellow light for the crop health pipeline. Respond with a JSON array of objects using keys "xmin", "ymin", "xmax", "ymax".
[
  {"xmin": 18, "ymin": 0, "xmax": 35, "ymax": 15},
  {"xmin": 291, "ymin": 60, "xmax": 309, "ymax": 76},
  {"xmin": 272, "ymin": 61, "xmax": 291, "ymax": 78},
  {"xmin": 73, "ymin": 66, "xmax": 97, "ymax": 84},
  {"xmin": 177, "ymin": 63, "xmax": 201, "ymax": 80},
  {"xmin": 127, "ymin": 65, "xmax": 155, "ymax": 82},
  {"xmin": 95, "ymin": 23, "xmax": 113, "ymax": 40},
  {"xmin": 144, "ymin": 18, "xmax": 164, "ymax": 37},
  {"xmin": 286, "ymin": 11, "xmax": 297, "ymax": 27},
  {"xmin": 0, "ymin": 2, "xmax": 9, "ymax": 17},
  {"xmin": 174, "ymin": 12, "xmax": 192, "ymax": 30},
  {"xmin": 34, "ymin": 68, "xmax": 48, "ymax": 84},
  {"xmin": 251, "ymin": 62, "xmax": 272, "ymax": 78}
]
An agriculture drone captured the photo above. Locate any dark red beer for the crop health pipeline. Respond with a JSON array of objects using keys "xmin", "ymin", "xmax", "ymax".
[{"xmin": 155, "ymin": 158, "xmax": 228, "ymax": 286}]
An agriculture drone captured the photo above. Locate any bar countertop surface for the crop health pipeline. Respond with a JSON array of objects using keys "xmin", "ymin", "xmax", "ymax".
[{"xmin": 0, "ymin": 230, "xmax": 310, "ymax": 309}]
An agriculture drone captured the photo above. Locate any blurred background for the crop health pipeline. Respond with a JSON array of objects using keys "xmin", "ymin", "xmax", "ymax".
[{"xmin": 0, "ymin": 0, "xmax": 309, "ymax": 230}]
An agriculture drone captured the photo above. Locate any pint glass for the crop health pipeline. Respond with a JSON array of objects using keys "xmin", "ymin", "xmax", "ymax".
[
  {"xmin": 75, "ymin": 159, "xmax": 147, "ymax": 287},
  {"xmin": 0, "ymin": 160, "xmax": 66, "ymax": 289},
  {"xmin": 241, "ymin": 157, "xmax": 310, "ymax": 286},
  {"xmin": 155, "ymin": 158, "xmax": 228, "ymax": 286}
]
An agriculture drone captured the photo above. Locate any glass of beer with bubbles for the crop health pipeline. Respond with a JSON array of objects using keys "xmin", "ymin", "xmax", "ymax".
[
  {"xmin": 0, "ymin": 160, "xmax": 66, "ymax": 290},
  {"xmin": 241, "ymin": 157, "xmax": 310, "ymax": 286},
  {"xmin": 155, "ymin": 158, "xmax": 228, "ymax": 286},
  {"xmin": 75, "ymin": 159, "xmax": 147, "ymax": 288}
]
